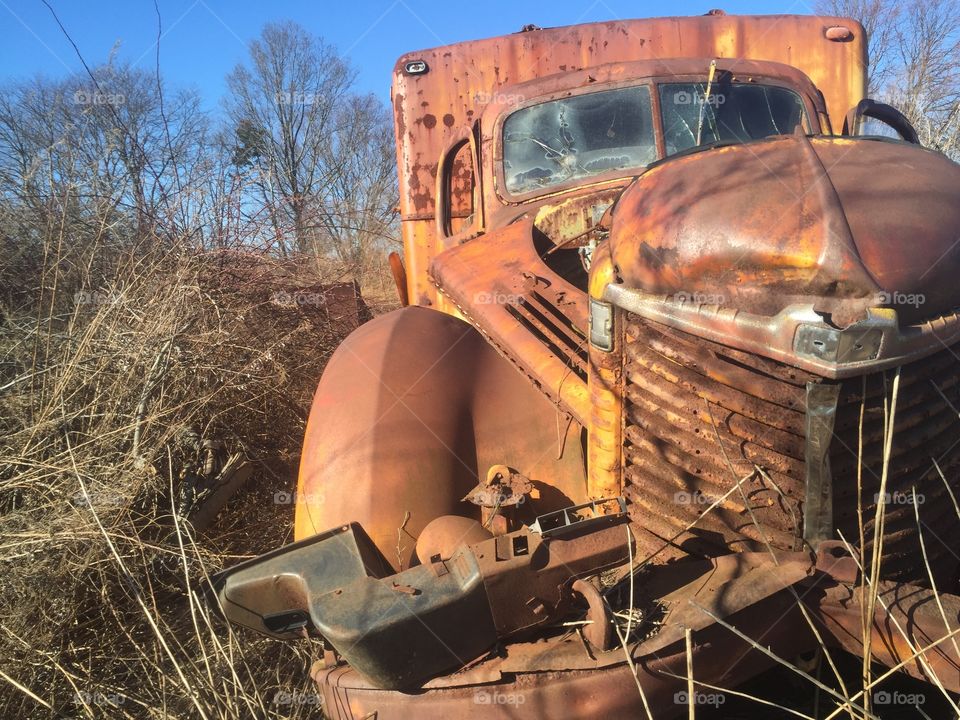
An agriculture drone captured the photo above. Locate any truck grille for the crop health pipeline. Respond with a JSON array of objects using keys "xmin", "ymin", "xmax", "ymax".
[{"xmin": 623, "ymin": 313, "xmax": 960, "ymax": 585}]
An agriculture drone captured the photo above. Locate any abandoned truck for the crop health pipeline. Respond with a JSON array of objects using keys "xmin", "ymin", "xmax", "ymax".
[{"xmin": 213, "ymin": 12, "xmax": 960, "ymax": 719}]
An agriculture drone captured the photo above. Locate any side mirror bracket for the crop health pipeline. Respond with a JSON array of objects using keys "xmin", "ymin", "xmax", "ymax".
[{"xmin": 842, "ymin": 99, "xmax": 919, "ymax": 144}]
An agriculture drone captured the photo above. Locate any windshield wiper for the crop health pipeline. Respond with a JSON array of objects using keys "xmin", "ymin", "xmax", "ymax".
[{"xmin": 695, "ymin": 59, "xmax": 718, "ymax": 146}]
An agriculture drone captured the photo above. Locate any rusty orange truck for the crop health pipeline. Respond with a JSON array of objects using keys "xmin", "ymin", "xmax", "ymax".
[{"xmin": 213, "ymin": 12, "xmax": 960, "ymax": 718}]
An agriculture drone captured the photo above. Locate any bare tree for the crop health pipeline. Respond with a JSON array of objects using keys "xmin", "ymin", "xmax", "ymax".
[
  {"xmin": 224, "ymin": 21, "xmax": 397, "ymax": 270},
  {"xmin": 312, "ymin": 93, "xmax": 398, "ymax": 274},
  {"xmin": 0, "ymin": 62, "xmax": 211, "ymax": 310},
  {"xmin": 0, "ymin": 62, "xmax": 208, "ymax": 237},
  {"xmin": 819, "ymin": 0, "xmax": 960, "ymax": 155}
]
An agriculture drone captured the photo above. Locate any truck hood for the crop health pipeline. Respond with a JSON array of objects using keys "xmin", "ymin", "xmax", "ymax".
[{"xmin": 608, "ymin": 135, "xmax": 960, "ymax": 326}]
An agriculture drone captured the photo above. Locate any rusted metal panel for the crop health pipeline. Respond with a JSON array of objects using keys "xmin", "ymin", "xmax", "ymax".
[
  {"xmin": 811, "ymin": 544, "xmax": 960, "ymax": 692},
  {"xmin": 620, "ymin": 313, "xmax": 809, "ymax": 562},
  {"xmin": 313, "ymin": 550, "xmax": 819, "ymax": 719},
  {"xmin": 832, "ymin": 359, "xmax": 960, "ymax": 584},
  {"xmin": 304, "ymin": 545, "xmax": 959, "ymax": 715},
  {"xmin": 586, "ymin": 244, "xmax": 624, "ymax": 504},
  {"xmin": 606, "ymin": 135, "xmax": 960, "ymax": 331},
  {"xmin": 293, "ymin": 307, "xmax": 589, "ymax": 559},
  {"xmin": 814, "ymin": 581, "xmax": 960, "ymax": 693},
  {"xmin": 218, "ymin": 506, "xmax": 633, "ymax": 690},
  {"xmin": 429, "ymin": 217, "xmax": 591, "ymax": 423},
  {"xmin": 618, "ymin": 310, "xmax": 960, "ymax": 587},
  {"xmin": 394, "ymin": 15, "xmax": 867, "ymax": 307}
]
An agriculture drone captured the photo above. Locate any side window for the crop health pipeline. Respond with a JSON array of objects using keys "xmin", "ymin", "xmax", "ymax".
[
  {"xmin": 857, "ymin": 117, "xmax": 902, "ymax": 139},
  {"xmin": 442, "ymin": 140, "xmax": 476, "ymax": 236}
]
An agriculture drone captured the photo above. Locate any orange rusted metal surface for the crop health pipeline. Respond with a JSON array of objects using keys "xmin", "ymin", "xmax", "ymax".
[
  {"xmin": 293, "ymin": 307, "xmax": 589, "ymax": 558},
  {"xmin": 429, "ymin": 216, "xmax": 591, "ymax": 422},
  {"xmin": 813, "ymin": 581, "xmax": 960, "ymax": 692},
  {"xmin": 310, "ymin": 551, "xmax": 819, "ymax": 719},
  {"xmin": 607, "ymin": 135, "xmax": 960, "ymax": 326},
  {"xmin": 386, "ymin": 251, "xmax": 409, "ymax": 306},
  {"xmin": 586, "ymin": 243, "xmax": 623, "ymax": 503},
  {"xmin": 393, "ymin": 15, "xmax": 866, "ymax": 307}
]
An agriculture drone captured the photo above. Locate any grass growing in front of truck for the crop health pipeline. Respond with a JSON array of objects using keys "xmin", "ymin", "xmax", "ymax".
[{"xmin": 0, "ymin": 229, "xmax": 396, "ymax": 718}]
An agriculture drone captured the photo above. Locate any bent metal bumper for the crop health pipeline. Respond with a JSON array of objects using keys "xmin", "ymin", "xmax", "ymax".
[
  {"xmin": 602, "ymin": 285, "xmax": 960, "ymax": 380},
  {"xmin": 246, "ymin": 540, "xmax": 959, "ymax": 719},
  {"xmin": 212, "ymin": 504, "xmax": 960, "ymax": 718}
]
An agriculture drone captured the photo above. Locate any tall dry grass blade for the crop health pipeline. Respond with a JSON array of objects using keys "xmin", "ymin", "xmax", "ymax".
[
  {"xmin": 612, "ymin": 526, "xmax": 655, "ymax": 720},
  {"xmin": 0, "ymin": 668, "xmax": 55, "ymax": 713},
  {"xmin": 931, "ymin": 457, "xmax": 960, "ymax": 521},
  {"xmin": 685, "ymin": 627, "xmax": 695, "ymax": 720},
  {"xmin": 910, "ymin": 486, "xmax": 960, "ymax": 661},
  {"xmin": 688, "ymin": 601, "xmax": 878, "ymax": 719},
  {"xmin": 833, "ymin": 530, "xmax": 960, "ymax": 716},
  {"xmin": 863, "ymin": 367, "xmax": 901, "ymax": 715}
]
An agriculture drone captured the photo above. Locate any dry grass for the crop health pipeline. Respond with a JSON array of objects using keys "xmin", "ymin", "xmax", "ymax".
[{"xmin": 0, "ymin": 232, "xmax": 394, "ymax": 718}]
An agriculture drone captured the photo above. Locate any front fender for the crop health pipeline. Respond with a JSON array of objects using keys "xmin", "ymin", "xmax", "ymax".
[{"xmin": 294, "ymin": 306, "xmax": 586, "ymax": 569}]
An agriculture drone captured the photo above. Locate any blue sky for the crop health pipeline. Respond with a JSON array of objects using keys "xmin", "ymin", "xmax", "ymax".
[{"xmin": 0, "ymin": 0, "xmax": 816, "ymax": 112}]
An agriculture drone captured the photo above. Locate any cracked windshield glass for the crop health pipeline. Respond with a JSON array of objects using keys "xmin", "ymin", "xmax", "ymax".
[
  {"xmin": 658, "ymin": 81, "xmax": 808, "ymax": 155},
  {"xmin": 503, "ymin": 85, "xmax": 656, "ymax": 193}
]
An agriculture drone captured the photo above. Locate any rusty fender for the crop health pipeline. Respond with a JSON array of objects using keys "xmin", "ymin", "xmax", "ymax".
[
  {"xmin": 293, "ymin": 306, "xmax": 589, "ymax": 567},
  {"xmin": 808, "ymin": 542, "xmax": 960, "ymax": 693}
]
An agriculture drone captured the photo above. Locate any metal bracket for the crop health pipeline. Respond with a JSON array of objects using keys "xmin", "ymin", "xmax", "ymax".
[{"xmin": 803, "ymin": 382, "xmax": 841, "ymax": 547}]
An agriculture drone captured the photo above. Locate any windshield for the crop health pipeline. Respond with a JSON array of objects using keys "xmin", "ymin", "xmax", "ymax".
[
  {"xmin": 502, "ymin": 85, "xmax": 656, "ymax": 194},
  {"xmin": 659, "ymin": 81, "xmax": 808, "ymax": 155}
]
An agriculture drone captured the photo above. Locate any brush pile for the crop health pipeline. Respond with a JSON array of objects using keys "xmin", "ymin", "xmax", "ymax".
[{"xmin": 0, "ymin": 236, "xmax": 380, "ymax": 718}]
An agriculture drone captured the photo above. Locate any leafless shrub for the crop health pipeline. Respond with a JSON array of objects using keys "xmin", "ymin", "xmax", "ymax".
[{"xmin": 0, "ymin": 228, "xmax": 370, "ymax": 717}]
